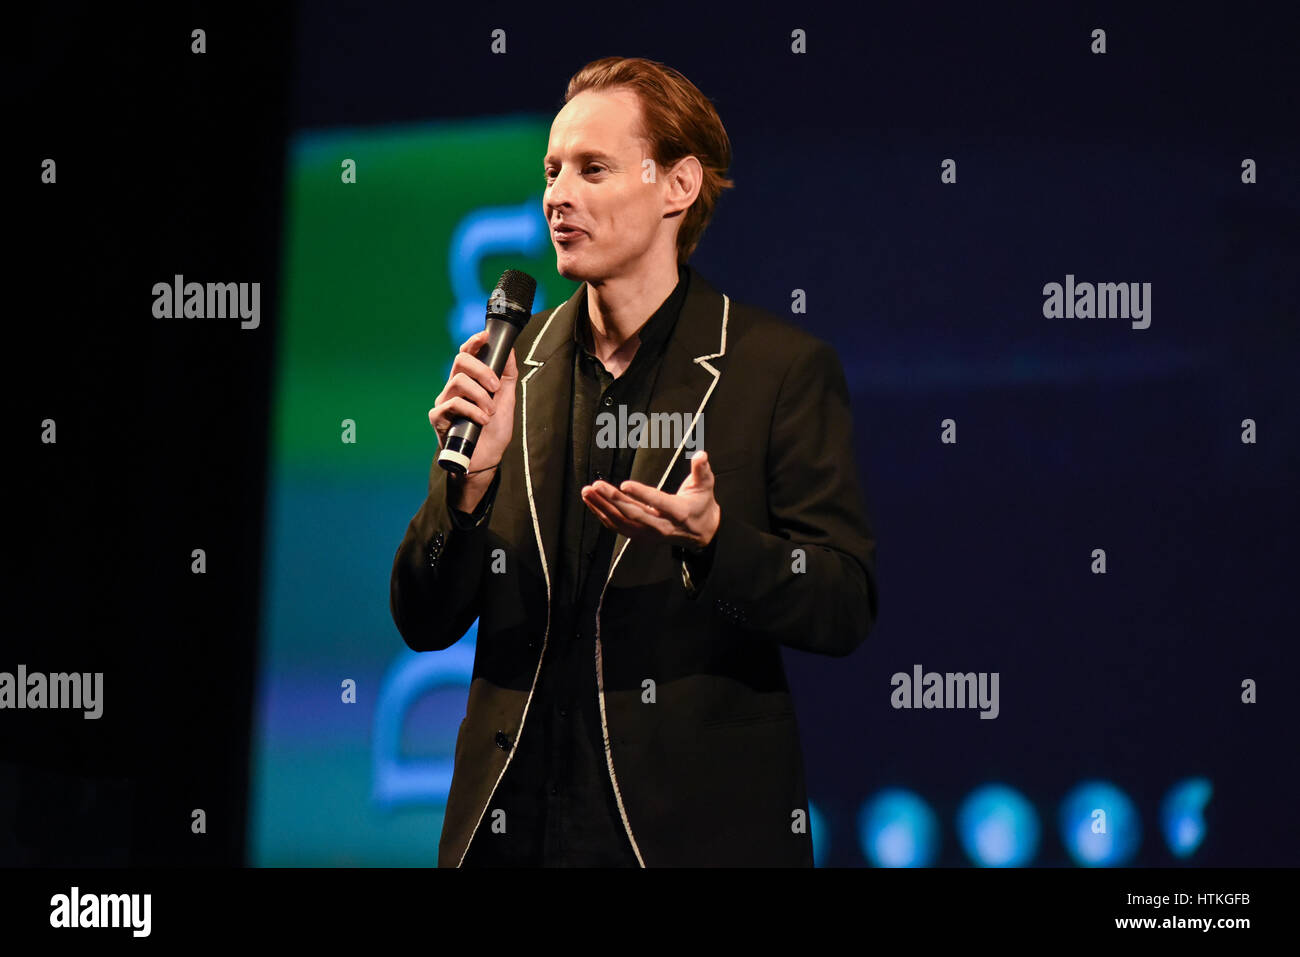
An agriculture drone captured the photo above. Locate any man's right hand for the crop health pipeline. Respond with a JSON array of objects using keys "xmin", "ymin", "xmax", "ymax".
[{"xmin": 429, "ymin": 329, "xmax": 519, "ymax": 513}]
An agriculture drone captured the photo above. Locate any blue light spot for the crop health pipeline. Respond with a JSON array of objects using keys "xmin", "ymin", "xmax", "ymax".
[
  {"xmin": 808, "ymin": 800, "xmax": 828, "ymax": 867},
  {"xmin": 857, "ymin": 789, "xmax": 940, "ymax": 867},
  {"xmin": 1059, "ymin": 781, "xmax": 1140, "ymax": 866},
  {"xmin": 957, "ymin": 784, "xmax": 1040, "ymax": 866},
  {"xmin": 1161, "ymin": 777, "xmax": 1212, "ymax": 858}
]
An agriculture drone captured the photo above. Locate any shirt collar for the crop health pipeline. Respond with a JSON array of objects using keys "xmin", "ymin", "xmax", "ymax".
[{"xmin": 574, "ymin": 263, "xmax": 690, "ymax": 356}]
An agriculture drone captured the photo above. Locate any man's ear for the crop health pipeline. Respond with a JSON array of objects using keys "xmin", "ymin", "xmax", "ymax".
[{"xmin": 666, "ymin": 156, "xmax": 703, "ymax": 215}]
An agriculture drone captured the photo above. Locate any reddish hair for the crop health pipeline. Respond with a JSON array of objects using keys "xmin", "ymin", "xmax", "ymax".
[{"xmin": 564, "ymin": 57, "xmax": 735, "ymax": 265}]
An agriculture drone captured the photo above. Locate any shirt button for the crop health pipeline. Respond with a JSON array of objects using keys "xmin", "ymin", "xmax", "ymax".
[
  {"xmin": 550, "ymin": 784, "xmax": 559, "ymax": 795},
  {"xmin": 559, "ymin": 708, "xmax": 568, "ymax": 718},
  {"xmin": 603, "ymin": 396, "xmax": 613, "ymax": 406},
  {"xmin": 594, "ymin": 470, "xmax": 604, "ymax": 482}
]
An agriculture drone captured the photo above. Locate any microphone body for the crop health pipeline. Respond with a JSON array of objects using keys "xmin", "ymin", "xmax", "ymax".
[{"xmin": 438, "ymin": 270, "xmax": 537, "ymax": 475}]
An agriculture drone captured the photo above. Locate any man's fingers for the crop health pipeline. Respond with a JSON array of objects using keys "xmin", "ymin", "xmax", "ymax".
[
  {"xmin": 456, "ymin": 331, "xmax": 501, "ymax": 385},
  {"xmin": 459, "ymin": 330, "xmax": 488, "ymax": 353},
  {"xmin": 436, "ymin": 396, "xmax": 490, "ymax": 428},
  {"xmin": 617, "ymin": 480, "xmax": 684, "ymax": 521},
  {"xmin": 447, "ymin": 370, "xmax": 495, "ymax": 411},
  {"xmin": 450, "ymin": 350, "xmax": 501, "ymax": 393},
  {"xmin": 583, "ymin": 485, "xmax": 643, "ymax": 534},
  {"xmin": 591, "ymin": 483, "xmax": 674, "ymax": 536},
  {"xmin": 690, "ymin": 451, "xmax": 715, "ymax": 485},
  {"xmin": 581, "ymin": 485, "xmax": 621, "ymax": 530}
]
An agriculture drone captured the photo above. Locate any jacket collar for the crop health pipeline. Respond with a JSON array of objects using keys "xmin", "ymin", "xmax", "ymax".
[{"xmin": 520, "ymin": 262, "xmax": 730, "ymax": 599}]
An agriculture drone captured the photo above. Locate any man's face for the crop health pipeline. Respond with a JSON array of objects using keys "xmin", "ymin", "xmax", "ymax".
[{"xmin": 544, "ymin": 88, "xmax": 670, "ymax": 282}]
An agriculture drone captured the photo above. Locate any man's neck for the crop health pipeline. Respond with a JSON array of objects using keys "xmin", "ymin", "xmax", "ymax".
[{"xmin": 583, "ymin": 261, "xmax": 680, "ymax": 368}]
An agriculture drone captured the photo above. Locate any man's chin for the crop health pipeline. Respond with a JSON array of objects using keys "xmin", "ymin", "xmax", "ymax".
[{"xmin": 555, "ymin": 254, "xmax": 591, "ymax": 282}]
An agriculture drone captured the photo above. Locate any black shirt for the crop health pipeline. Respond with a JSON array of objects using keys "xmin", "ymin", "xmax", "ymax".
[{"xmin": 457, "ymin": 264, "xmax": 692, "ymax": 866}]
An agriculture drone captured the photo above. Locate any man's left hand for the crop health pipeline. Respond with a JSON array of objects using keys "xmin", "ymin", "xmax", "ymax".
[{"xmin": 581, "ymin": 450, "xmax": 721, "ymax": 549}]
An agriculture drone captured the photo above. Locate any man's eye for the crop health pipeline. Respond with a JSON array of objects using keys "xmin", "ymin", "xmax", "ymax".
[{"xmin": 542, "ymin": 166, "xmax": 603, "ymax": 182}]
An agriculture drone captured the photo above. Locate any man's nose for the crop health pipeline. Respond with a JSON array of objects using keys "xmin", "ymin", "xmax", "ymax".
[{"xmin": 545, "ymin": 167, "xmax": 575, "ymax": 218}]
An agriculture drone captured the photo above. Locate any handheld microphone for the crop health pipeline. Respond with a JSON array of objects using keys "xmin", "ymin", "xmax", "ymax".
[{"xmin": 437, "ymin": 269, "xmax": 537, "ymax": 475}]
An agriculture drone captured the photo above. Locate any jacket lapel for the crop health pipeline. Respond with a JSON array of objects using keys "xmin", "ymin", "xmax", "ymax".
[
  {"xmin": 520, "ymin": 265, "xmax": 731, "ymax": 602},
  {"xmin": 520, "ymin": 289, "xmax": 578, "ymax": 604},
  {"xmin": 606, "ymin": 266, "xmax": 730, "ymax": 586}
]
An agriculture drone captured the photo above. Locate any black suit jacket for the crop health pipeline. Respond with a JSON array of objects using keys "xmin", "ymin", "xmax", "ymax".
[{"xmin": 390, "ymin": 264, "xmax": 878, "ymax": 866}]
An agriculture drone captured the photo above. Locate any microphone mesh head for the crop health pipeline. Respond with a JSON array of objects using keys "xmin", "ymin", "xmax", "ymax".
[{"xmin": 496, "ymin": 270, "xmax": 538, "ymax": 314}]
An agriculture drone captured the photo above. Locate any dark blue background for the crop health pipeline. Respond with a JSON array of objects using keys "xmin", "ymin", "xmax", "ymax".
[{"xmin": 289, "ymin": 3, "xmax": 1298, "ymax": 865}]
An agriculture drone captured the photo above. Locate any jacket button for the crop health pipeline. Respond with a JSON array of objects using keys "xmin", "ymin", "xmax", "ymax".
[{"xmin": 494, "ymin": 730, "xmax": 510, "ymax": 751}]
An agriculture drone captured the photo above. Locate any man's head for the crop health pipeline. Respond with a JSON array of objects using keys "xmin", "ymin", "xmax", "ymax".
[{"xmin": 544, "ymin": 57, "xmax": 734, "ymax": 283}]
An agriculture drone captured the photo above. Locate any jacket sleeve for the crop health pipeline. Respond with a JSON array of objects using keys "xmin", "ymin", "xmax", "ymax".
[
  {"xmin": 389, "ymin": 459, "xmax": 503, "ymax": 652},
  {"xmin": 684, "ymin": 339, "xmax": 878, "ymax": 657}
]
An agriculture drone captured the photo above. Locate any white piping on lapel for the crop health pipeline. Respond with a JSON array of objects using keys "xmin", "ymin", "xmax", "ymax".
[
  {"xmin": 595, "ymin": 290, "xmax": 731, "ymax": 868},
  {"xmin": 453, "ymin": 300, "xmax": 566, "ymax": 867},
  {"xmin": 454, "ymin": 284, "xmax": 731, "ymax": 868}
]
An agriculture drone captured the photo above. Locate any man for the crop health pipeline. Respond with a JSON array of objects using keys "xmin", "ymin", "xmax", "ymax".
[{"xmin": 390, "ymin": 56, "xmax": 878, "ymax": 867}]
